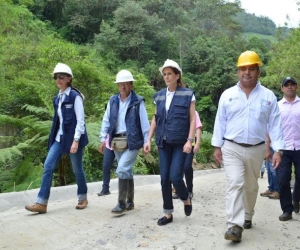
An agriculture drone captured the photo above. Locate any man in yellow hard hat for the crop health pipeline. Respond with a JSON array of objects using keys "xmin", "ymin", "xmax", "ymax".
[{"xmin": 211, "ymin": 51, "xmax": 285, "ymax": 243}]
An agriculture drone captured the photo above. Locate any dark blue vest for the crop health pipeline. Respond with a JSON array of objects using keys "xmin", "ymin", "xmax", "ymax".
[
  {"xmin": 154, "ymin": 87, "xmax": 193, "ymax": 147},
  {"xmin": 48, "ymin": 89, "xmax": 88, "ymax": 154},
  {"xmin": 108, "ymin": 90, "xmax": 144, "ymax": 150}
]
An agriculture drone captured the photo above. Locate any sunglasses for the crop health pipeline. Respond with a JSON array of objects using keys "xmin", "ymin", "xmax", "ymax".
[{"xmin": 53, "ymin": 74, "xmax": 68, "ymax": 80}]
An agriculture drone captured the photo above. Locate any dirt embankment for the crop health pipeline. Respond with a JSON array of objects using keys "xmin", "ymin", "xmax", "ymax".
[{"xmin": 193, "ymin": 159, "xmax": 220, "ymax": 171}]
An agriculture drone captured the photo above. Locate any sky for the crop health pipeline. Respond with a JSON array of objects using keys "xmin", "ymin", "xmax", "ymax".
[{"xmin": 231, "ymin": 0, "xmax": 300, "ymax": 27}]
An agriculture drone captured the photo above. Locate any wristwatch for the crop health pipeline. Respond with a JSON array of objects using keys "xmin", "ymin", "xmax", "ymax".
[
  {"xmin": 187, "ymin": 138, "xmax": 195, "ymax": 143},
  {"xmin": 274, "ymin": 149, "xmax": 283, "ymax": 156},
  {"xmin": 74, "ymin": 137, "xmax": 80, "ymax": 142}
]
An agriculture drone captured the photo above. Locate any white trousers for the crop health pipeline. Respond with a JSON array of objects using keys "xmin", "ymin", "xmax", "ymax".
[{"xmin": 222, "ymin": 140, "xmax": 266, "ymax": 229}]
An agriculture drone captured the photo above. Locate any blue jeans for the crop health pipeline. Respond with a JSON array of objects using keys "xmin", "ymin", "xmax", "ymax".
[
  {"xmin": 260, "ymin": 161, "xmax": 265, "ymax": 174},
  {"xmin": 184, "ymin": 147, "xmax": 194, "ymax": 193},
  {"xmin": 276, "ymin": 149, "xmax": 300, "ymax": 213},
  {"xmin": 102, "ymin": 147, "xmax": 115, "ymax": 191},
  {"xmin": 36, "ymin": 141, "xmax": 88, "ymax": 205},
  {"xmin": 266, "ymin": 149, "xmax": 279, "ymax": 192},
  {"xmin": 159, "ymin": 141, "xmax": 189, "ymax": 214},
  {"xmin": 114, "ymin": 148, "xmax": 139, "ymax": 179}
]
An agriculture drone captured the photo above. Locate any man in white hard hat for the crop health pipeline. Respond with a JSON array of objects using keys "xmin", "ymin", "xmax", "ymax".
[{"xmin": 98, "ymin": 70, "xmax": 150, "ymax": 214}]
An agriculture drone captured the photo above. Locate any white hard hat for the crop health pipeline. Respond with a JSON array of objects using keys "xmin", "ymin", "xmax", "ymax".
[
  {"xmin": 52, "ymin": 63, "xmax": 73, "ymax": 77},
  {"xmin": 114, "ymin": 69, "xmax": 135, "ymax": 83},
  {"xmin": 159, "ymin": 59, "xmax": 182, "ymax": 75}
]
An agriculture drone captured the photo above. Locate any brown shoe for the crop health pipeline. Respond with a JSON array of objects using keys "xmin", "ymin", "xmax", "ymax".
[
  {"xmin": 25, "ymin": 203, "xmax": 47, "ymax": 214},
  {"xmin": 76, "ymin": 199, "xmax": 88, "ymax": 209},
  {"xmin": 260, "ymin": 189, "xmax": 273, "ymax": 197},
  {"xmin": 268, "ymin": 191, "xmax": 280, "ymax": 199}
]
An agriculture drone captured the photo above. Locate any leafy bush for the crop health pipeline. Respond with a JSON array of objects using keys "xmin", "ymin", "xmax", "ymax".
[
  {"xmin": 197, "ymin": 131, "xmax": 214, "ymax": 163},
  {"xmin": 133, "ymin": 143, "xmax": 159, "ymax": 175},
  {"xmin": 0, "ymin": 157, "xmax": 43, "ymax": 193}
]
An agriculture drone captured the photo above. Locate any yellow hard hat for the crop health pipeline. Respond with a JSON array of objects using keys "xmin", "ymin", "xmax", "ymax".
[{"xmin": 237, "ymin": 51, "xmax": 262, "ymax": 67}]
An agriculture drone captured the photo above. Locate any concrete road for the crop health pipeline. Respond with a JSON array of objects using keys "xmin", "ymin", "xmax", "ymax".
[{"xmin": 0, "ymin": 169, "xmax": 299, "ymax": 250}]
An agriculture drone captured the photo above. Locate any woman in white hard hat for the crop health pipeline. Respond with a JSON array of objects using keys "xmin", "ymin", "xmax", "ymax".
[
  {"xmin": 25, "ymin": 63, "xmax": 89, "ymax": 214},
  {"xmin": 99, "ymin": 69, "xmax": 150, "ymax": 214},
  {"xmin": 144, "ymin": 59, "xmax": 196, "ymax": 225}
]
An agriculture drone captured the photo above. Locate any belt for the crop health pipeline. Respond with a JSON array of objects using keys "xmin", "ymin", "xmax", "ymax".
[
  {"xmin": 114, "ymin": 133, "xmax": 126, "ymax": 137},
  {"xmin": 224, "ymin": 138, "xmax": 265, "ymax": 147}
]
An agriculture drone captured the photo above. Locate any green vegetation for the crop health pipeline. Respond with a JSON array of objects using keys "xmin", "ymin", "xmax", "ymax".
[
  {"xmin": 235, "ymin": 12, "xmax": 277, "ymax": 35},
  {"xmin": 197, "ymin": 131, "xmax": 214, "ymax": 164},
  {"xmin": 1, "ymin": 0, "xmax": 299, "ymax": 193},
  {"xmin": 243, "ymin": 33, "xmax": 278, "ymax": 44}
]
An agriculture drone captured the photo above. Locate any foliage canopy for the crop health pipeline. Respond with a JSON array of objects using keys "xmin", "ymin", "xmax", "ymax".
[{"xmin": 1, "ymin": 0, "xmax": 299, "ymax": 193}]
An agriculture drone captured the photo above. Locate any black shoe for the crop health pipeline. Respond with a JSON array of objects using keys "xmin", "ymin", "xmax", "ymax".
[
  {"xmin": 126, "ymin": 202, "xmax": 134, "ymax": 211},
  {"xmin": 279, "ymin": 212, "xmax": 292, "ymax": 221},
  {"xmin": 157, "ymin": 215, "xmax": 173, "ymax": 226},
  {"xmin": 224, "ymin": 225, "xmax": 243, "ymax": 242},
  {"xmin": 293, "ymin": 200, "xmax": 300, "ymax": 213},
  {"xmin": 111, "ymin": 202, "xmax": 126, "ymax": 214},
  {"xmin": 97, "ymin": 190, "xmax": 110, "ymax": 196},
  {"xmin": 184, "ymin": 197, "xmax": 192, "ymax": 216},
  {"xmin": 172, "ymin": 193, "xmax": 179, "ymax": 199},
  {"xmin": 243, "ymin": 220, "xmax": 252, "ymax": 229}
]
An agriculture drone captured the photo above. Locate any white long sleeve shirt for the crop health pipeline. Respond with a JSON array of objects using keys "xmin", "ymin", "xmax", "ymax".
[
  {"xmin": 99, "ymin": 93, "xmax": 149, "ymax": 145},
  {"xmin": 211, "ymin": 81, "xmax": 285, "ymax": 151}
]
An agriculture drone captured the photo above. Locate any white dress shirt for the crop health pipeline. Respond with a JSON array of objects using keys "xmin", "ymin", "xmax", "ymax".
[{"xmin": 211, "ymin": 81, "xmax": 285, "ymax": 150}]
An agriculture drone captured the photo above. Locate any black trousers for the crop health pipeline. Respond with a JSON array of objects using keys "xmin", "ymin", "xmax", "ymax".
[{"xmin": 276, "ymin": 149, "xmax": 300, "ymax": 213}]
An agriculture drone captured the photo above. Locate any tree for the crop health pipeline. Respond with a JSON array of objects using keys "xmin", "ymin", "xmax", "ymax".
[
  {"xmin": 29, "ymin": 0, "xmax": 121, "ymax": 43},
  {"xmin": 235, "ymin": 12, "xmax": 276, "ymax": 35},
  {"xmin": 191, "ymin": 0, "xmax": 242, "ymax": 37},
  {"xmin": 262, "ymin": 29, "xmax": 300, "ymax": 96},
  {"xmin": 112, "ymin": 1, "xmax": 164, "ymax": 62}
]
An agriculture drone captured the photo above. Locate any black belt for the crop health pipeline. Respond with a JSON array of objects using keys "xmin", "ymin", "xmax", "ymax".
[
  {"xmin": 224, "ymin": 138, "xmax": 265, "ymax": 147},
  {"xmin": 114, "ymin": 133, "xmax": 126, "ymax": 137}
]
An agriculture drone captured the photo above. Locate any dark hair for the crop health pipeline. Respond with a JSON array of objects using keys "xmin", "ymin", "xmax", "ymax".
[
  {"xmin": 71, "ymin": 86, "xmax": 85, "ymax": 100},
  {"xmin": 67, "ymin": 76, "xmax": 84, "ymax": 100},
  {"xmin": 64, "ymin": 74, "xmax": 72, "ymax": 86}
]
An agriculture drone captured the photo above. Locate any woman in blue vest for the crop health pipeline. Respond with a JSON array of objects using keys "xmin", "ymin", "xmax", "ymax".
[
  {"xmin": 144, "ymin": 59, "xmax": 196, "ymax": 225},
  {"xmin": 25, "ymin": 63, "xmax": 89, "ymax": 214}
]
